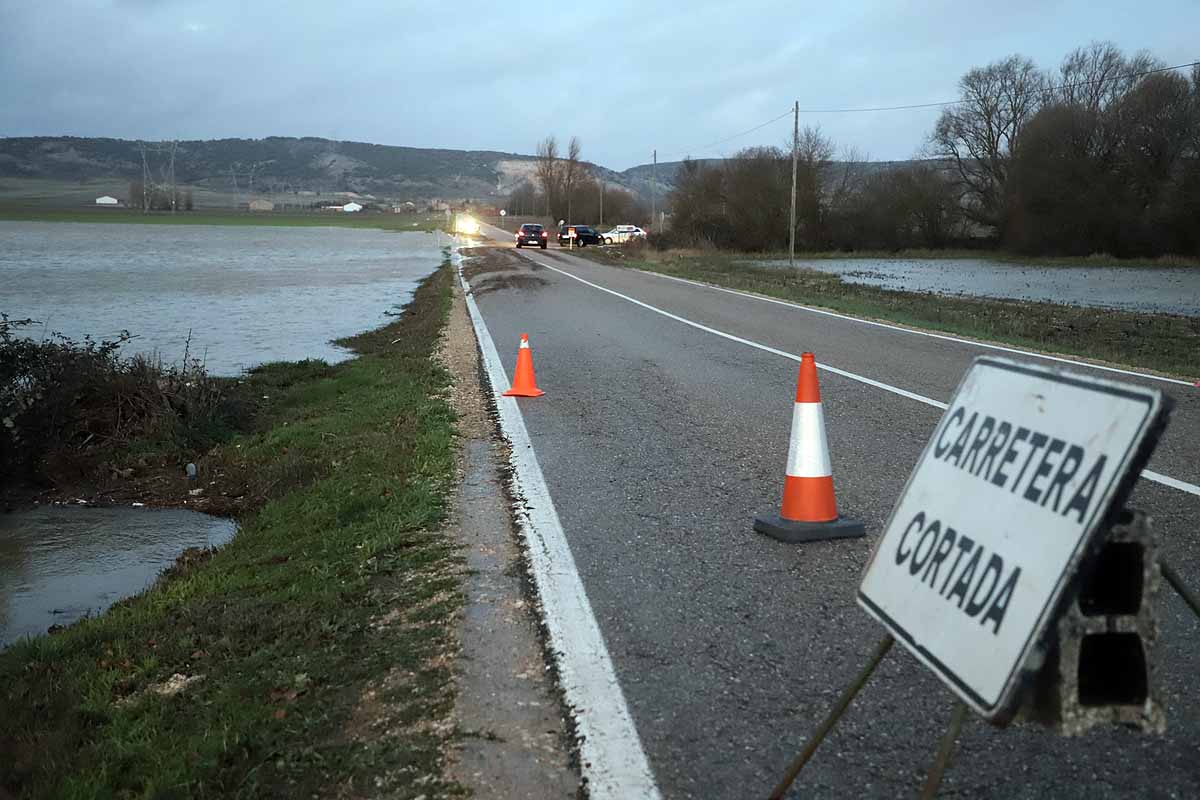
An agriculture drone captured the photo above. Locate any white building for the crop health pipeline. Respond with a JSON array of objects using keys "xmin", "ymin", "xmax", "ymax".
[
  {"xmin": 95, "ymin": 195, "xmax": 120, "ymax": 206},
  {"xmin": 342, "ymin": 202, "xmax": 363, "ymax": 213}
]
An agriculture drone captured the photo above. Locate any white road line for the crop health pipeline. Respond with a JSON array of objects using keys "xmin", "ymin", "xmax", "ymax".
[
  {"xmin": 642, "ymin": 270, "xmax": 1197, "ymax": 388},
  {"xmin": 528, "ymin": 257, "xmax": 1200, "ymax": 500},
  {"xmin": 454, "ymin": 250, "xmax": 662, "ymax": 800}
]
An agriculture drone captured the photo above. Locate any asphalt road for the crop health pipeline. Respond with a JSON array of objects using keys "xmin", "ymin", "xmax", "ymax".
[{"xmin": 466, "ymin": 225, "xmax": 1200, "ymax": 799}]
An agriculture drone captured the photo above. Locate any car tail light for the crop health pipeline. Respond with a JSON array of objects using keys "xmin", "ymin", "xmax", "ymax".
[{"xmin": 541, "ymin": 231, "xmax": 548, "ymax": 238}]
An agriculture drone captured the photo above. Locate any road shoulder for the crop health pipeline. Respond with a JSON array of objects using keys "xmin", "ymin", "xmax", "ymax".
[{"xmin": 440, "ymin": 268, "xmax": 579, "ymax": 798}]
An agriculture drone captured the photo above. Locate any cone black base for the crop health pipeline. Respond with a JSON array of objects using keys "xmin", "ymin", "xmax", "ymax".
[{"xmin": 753, "ymin": 514, "xmax": 865, "ymax": 543}]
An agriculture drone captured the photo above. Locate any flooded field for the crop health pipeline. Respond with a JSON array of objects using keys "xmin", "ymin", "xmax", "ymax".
[
  {"xmin": 748, "ymin": 257, "xmax": 1200, "ymax": 317},
  {"xmin": 0, "ymin": 220, "xmax": 444, "ymax": 374},
  {"xmin": 0, "ymin": 506, "xmax": 236, "ymax": 648}
]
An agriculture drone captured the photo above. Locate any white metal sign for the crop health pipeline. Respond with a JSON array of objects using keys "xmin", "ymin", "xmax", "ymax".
[{"xmin": 858, "ymin": 357, "xmax": 1165, "ymax": 720}]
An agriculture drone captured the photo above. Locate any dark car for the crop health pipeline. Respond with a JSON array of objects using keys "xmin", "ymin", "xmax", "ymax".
[
  {"xmin": 558, "ymin": 225, "xmax": 603, "ymax": 247},
  {"xmin": 515, "ymin": 223, "xmax": 548, "ymax": 249}
]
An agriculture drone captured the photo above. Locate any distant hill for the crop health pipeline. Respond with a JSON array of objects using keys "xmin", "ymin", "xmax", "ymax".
[
  {"xmin": 0, "ymin": 136, "xmax": 928, "ymax": 208},
  {"xmin": 0, "ymin": 136, "xmax": 611, "ymax": 204},
  {"xmin": 0, "ymin": 136, "xmax": 543, "ymax": 202}
]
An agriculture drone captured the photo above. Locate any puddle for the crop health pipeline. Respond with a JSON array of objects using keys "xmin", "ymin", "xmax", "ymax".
[{"xmin": 0, "ymin": 506, "xmax": 236, "ymax": 647}]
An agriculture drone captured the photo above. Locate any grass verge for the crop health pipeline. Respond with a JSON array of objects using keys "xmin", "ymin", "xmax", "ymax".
[
  {"xmin": 0, "ymin": 262, "xmax": 464, "ymax": 798},
  {"xmin": 0, "ymin": 206, "xmax": 448, "ymax": 233},
  {"xmin": 577, "ymin": 247, "xmax": 1200, "ymax": 379}
]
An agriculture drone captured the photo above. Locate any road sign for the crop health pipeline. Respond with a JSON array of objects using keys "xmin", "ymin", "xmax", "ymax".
[
  {"xmin": 500, "ymin": 209, "xmax": 507, "ymax": 217},
  {"xmin": 858, "ymin": 357, "xmax": 1168, "ymax": 722}
]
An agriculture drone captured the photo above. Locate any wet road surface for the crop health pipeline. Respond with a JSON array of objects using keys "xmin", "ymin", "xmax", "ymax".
[{"xmin": 463, "ymin": 228, "xmax": 1200, "ymax": 799}]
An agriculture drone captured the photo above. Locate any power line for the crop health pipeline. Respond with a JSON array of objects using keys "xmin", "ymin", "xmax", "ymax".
[
  {"xmin": 652, "ymin": 58, "xmax": 1198, "ymax": 163},
  {"xmin": 795, "ymin": 59, "xmax": 1199, "ymax": 113},
  {"xmin": 700, "ymin": 108, "xmax": 794, "ymax": 150},
  {"xmin": 656, "ymin": 108, "xmax": 792, "ymax": 162}
]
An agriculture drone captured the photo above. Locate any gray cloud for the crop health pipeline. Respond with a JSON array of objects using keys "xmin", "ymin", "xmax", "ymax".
[{"xmin": 2, "ymin": 0, "xmax": 1197, "ymax": 169}]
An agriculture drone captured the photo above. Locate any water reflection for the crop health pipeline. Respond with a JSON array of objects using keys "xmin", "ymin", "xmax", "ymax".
[
  {"xmin": 748, "ymin": 258, "xmax": 1200, "ymax": 317},
  {"xmin": 0, "ymin": 221, "xmax": 443, "ymax": 375},
  {"xmin": 0, "ymin": 506, "xmax": 236, "ymax": 647}
]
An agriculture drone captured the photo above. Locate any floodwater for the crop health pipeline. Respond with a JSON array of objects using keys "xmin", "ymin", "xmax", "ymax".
[
  {"xmin": 0, "ymin": 220, "xmax": 444, "ymax": 375},
  {"xmin": 0, "ymin": 506, "xmax": 236, "ymax": 648},
  {"xmin": 747, "ymin": 257, "xmax": 1200, "ymax": 317}
]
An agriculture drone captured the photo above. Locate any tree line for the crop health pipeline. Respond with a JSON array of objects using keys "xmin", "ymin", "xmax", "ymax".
[
  {"xmin": 668, "ymin": 42, "xmax": 1200, "ymax": 257},
  {"xmin": 128, "ymin": 181, "xmax": 194, "ymax": 212},
  {"xmin": 506, "ymin": 135, "xmax": 648, "ymax": 226}
]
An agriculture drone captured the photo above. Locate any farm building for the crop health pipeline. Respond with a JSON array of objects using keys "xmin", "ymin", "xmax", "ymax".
[
  {"xmin": 95, "ymin": 195, "xmax": 120, "ymax": 206},
  {"xmin": 248, "ymin": 199, "xmax": 275, "ymax": 212},
  {"xmin": 342, "ymin": 202, "xmax": 363, "ymax": 213},
  {"xmin": 392, "ymin": 202, "xmax": 417, "ymax": 213}
]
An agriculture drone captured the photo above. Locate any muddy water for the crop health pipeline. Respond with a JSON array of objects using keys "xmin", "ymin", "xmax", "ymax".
[
  {"xmin": 0, "ymin": 506, "xmax": 236, "ymax": 648},
  {"xmin": 747, "ymin": 257, "xmax": 1200, "ymax": 316},
  {"xmin": 0, "ymin": 220, "xmax": 444, "ymax": 375}
]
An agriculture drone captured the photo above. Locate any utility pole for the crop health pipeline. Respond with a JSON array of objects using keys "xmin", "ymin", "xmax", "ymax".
[
  {"xmin": 140, "ymin": 143, "xmax": 150, "ymax": 213},
  {"xmin": 789, "ymin": 100, "xmax": 798, "ymax": 267},
  {"xmin": 651, "ymin": 149, "xmax": 657, "ymax": 234},
  {"xmin": 169, "ymin": 140, "xmax": 178, "ymax": 214}
]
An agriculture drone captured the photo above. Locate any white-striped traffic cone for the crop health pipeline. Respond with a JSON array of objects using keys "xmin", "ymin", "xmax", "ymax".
[{"xmin": 754, "ymin": 352, "xmax": 865, "ymax": 543}]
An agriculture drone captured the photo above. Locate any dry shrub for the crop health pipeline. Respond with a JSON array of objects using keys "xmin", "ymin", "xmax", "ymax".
[{"xmin": 1, "ymin": 315, "xmax": 243, "ymax": 484}]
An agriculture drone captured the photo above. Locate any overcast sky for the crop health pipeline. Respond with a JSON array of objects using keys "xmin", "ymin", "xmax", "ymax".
[{"xmin": 2, "ymin": 1, "xmax": 1197, "ymax": 170}]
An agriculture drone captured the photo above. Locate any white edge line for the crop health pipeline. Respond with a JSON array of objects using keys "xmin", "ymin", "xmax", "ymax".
[
  {"xmin": 642, "ymin": 269, "xmax": 1197, "ymax": 388},
  {"xmin": 527, "ymin": 257, "xmax": 1200, "ymax": 500},
  {"xmin": 453, "ymin": 249, "xmax": 662, "ymax": 800}
]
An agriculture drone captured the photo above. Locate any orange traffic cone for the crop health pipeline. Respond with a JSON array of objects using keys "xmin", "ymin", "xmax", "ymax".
[
  {"xmin": 503, "ymin": 333, "xmax": 545, "ymax": 397},
  {"xmin": 754, "ymin": 352, "xmax": 864, "ymax": 543}
]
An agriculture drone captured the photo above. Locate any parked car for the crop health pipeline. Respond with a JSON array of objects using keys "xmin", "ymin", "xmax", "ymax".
[
  {"xmin": 515, "ymin": 223, "xmax": 548, "ymax": 249},
  {"xmin": 601, "ymin": 224, "xmax": 647, "ymax": 244},
  {"xmin": 558, "ymin": 225, "xmax": 604, "ymax": 247}
]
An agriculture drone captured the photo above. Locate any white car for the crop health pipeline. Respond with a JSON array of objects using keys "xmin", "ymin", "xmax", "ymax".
[{"xmin": 601, "ymin": 225, "xmax": 647, "ymax": 244}]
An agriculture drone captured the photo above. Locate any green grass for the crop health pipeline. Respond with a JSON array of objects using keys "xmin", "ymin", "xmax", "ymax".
[
  {"xmin": 583, "ymin": 248, "xmax": 1200, "ymax": 378},
  {"xmin": 0, "ymin": 263, "xmax": 466, "ymax": 798},
  {"xmin": 0, "ymin": 206, "xmax": 449, "ymax": 233}
]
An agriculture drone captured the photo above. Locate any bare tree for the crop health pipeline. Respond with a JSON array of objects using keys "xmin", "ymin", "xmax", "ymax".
[
  {"xmin": 507, "ymin": 179, "xmax": 539, "ymax": 215},
  {"xmin": 1056, "ymin": 42, "xmax": 1158, "ymax": 114},
  {"xmin": 722, "ymin": 146, "xmax": 790, "ymax": 250},
  {"xmin": 535, "ymin": 136, "xmax": 560, "ymax": 218},
  {"xmin": 667, "ymin": 158, "xmax": 729, "ymax": 246},
  {"xmin": 932, "ymin": 55, "xmax": 1047, "ymax": 228},
  {"xmin": 793, "ymin": 126, "xmax": 835, "ymax": 248},
  {"xmin": 562, "ymin": 136, "xmax": 585, "ymax": 223}
]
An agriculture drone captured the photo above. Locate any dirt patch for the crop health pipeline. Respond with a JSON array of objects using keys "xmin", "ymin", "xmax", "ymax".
[
  {"xmin": 470, "ymin": 273, "xmax": 549, "ymax": 296},
  {"xmin": 460, "ymin": 246, "xmax": 523, "ymax": 281},
  {"xmin": 459, "ymin": 246, "xmax": 550, "ymax": 296}
]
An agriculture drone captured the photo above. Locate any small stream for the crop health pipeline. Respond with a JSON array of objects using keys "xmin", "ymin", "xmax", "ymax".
[{"xmin": 0, "ymin": 506, "xmax": 236, "ymax": 648}]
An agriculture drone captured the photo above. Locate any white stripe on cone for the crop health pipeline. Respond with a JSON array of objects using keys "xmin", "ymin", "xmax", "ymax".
[{"xmin": 785, "ymin": 402, "xmax": 832, "ymax": 478}]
